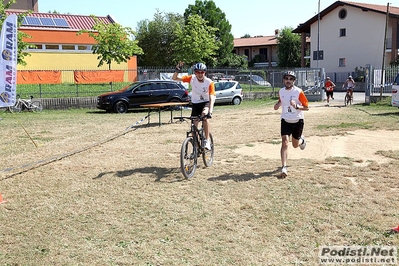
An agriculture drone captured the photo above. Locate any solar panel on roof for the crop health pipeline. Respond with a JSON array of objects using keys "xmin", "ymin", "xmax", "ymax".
[
  {"xmin": 25, "ymin": 16, "xmax": 41, "ymax": 26},
  {"xmin": 21, "ymin": 17, "xmax": 28, "ymax": 25},
  {"xmin": 40, "ymin": 17, "xmax": 55, "ymax": 26},
  {"xmin": 53, "ymin": 18, "xmax": 69, "ymax": 27}
]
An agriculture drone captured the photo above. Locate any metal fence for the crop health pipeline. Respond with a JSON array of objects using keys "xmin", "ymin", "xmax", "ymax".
[{"xmin": 15, "ymin": 65, "xmax": 397, "ymax": 99}]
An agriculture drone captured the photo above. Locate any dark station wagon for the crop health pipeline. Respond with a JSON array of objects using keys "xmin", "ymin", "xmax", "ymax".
[{"xmin": 97, "ymin": 80, "xmax": 190, "ymax": 113}]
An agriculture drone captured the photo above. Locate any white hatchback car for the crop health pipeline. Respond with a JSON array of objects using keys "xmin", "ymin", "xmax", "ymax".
[{"xmin": 392, "ymin": 74, "xmax": 399, "ymax": 108}]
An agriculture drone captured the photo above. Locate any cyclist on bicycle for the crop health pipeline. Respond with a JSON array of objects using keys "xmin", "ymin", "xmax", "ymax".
[
  {"xmin": 342, "ymin": 75, "xmax": 355, "ymax": 99},
  {"xmin": 172, "ymin": 62, "xmax": 216, "ymax": 150}
]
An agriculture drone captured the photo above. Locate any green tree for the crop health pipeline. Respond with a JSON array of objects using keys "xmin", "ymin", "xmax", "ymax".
[
  {"xmin": 224, "ymin": 53, "xmax": 248, "ymax": 68},
  {"xmin": 78, "ymin": 16, "xmax": 143, "ymax": 69},
  {"xmin": 135, "ymin": 10, "xmax": 184, "ymax": 66},
  {"xmin": 0, "ymin": 0, "xmax": 34, "ymax": 66},
  {"xmin": 184, "ymin": 0, "xmax": 233, "ymax": 67},
  {"xmin": 276, "ymin": 27, "xmax": 301, "ymax": 68},
  {"xmin": 171, "ymin": 14, "xmax": 219, "ymax": 67}
]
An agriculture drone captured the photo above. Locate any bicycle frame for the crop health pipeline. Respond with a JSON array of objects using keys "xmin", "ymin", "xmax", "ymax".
[{"xmin": 187, "ymin": 118, "xmax": 205, "ymax": 152}]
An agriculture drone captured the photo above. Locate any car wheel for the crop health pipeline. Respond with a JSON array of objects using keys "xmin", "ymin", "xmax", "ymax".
[
  {"xmin": 168, "ymin": 98, "xmax": 181, "ymax": 110},
  {"xmin": 232, "ymin": 97, "xmax": 242, "ymax": 105},
  {"xmin": 114, "ymin": 100, "xmax": 128, "ymax": 114}
]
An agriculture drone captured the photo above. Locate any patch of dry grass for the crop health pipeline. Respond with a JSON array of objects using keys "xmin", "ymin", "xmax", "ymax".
[{"xmin": 0, "ymin": 103, "xmax": 398, "ymax": 265}]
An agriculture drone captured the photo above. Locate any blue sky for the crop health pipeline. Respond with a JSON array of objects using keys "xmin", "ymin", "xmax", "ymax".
[{"xmin": 38, "ymin": 0, "xmax": 389, "ymax": 38}]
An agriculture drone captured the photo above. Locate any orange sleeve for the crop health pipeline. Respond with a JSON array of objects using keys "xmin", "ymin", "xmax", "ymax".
[
  {"xmin": 181, "ymin": 75, "xmax": 192, "ymax": 83},
  {"xmin": 299, "ymin": 91, "xmax": 308, "ymax": 107},
  {"xmin": 209, "ymin": 82, "xmax": 215, "ymax": 96}
]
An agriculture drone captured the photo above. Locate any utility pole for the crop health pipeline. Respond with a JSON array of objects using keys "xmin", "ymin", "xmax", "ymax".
[
  {"xmin": 317, "ymin": 0, "xmax": 320, "ymax": 69},
  {"xmin": 380, "ymin": 2, "xmax": 389, "ymax": 101}
]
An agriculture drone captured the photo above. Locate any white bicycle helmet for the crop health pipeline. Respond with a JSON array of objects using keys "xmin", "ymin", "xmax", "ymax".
[
  {"xmin": 283, "ymin": 70, "xmax": 296, "ymax": 80},
  {"xmin": 193, "ymin": 63, "xmax": 207, "ymax": 72}
]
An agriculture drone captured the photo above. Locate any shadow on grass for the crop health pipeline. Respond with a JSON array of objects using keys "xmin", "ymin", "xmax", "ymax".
[
  {"xmin": 94, "ymin": 167, "xmax": 282, "ymax": 183},
  {"xmin": 371, "ymin": 112, "xmax": 399, "ymax": 116},
  {"xmin": 208, "ymin": 169, "xmax": 281, "ymax": 182},
  {"xmin": 93, "ymin": 166, "xmax": 184, "ymax": 182}
]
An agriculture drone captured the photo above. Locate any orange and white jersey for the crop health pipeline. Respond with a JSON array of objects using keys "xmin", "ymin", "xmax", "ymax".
[
  {"xmin": 181, "ymin": 75, "xmax": 215, "ymax": 104},
  {"xmin": 325, "ymin": 81, "xmax": 334, "ymax": 91},
  {"xmin": 278, "ymin": 86, "xmax": 308, "ymax": 122}
]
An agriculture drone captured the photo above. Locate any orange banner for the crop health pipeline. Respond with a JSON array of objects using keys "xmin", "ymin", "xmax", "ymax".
[
  {"xmin": 74, "ymin": 70, "xmax": 124, "ymax": 84},
  {"xmin": 17, "ymin": 70, "xmax": 61, "ymax": 84}
]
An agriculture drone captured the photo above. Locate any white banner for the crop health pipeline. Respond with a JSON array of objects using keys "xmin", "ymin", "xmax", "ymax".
[{"xmin": 0, "ymin": 14, "xmax": 18, "ymax": 107}]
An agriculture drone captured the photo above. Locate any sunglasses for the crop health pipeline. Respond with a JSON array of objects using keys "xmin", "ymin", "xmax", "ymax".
[
  {"xmin": 284, "ymin": 77, "xmax": 295, "ymax": 81},
  {"xmin": 195, "ymin": 71, "xmax": 205, "ymax": 74}
]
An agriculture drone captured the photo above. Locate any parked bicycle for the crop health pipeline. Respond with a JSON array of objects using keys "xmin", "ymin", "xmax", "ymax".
[
  {"xmin": 174, "ymin": 115, "xmax": 214, "ymax": 179},
  {"xmin": 10, "ymin": 94, "xmax": 43, "ymax": 113}
]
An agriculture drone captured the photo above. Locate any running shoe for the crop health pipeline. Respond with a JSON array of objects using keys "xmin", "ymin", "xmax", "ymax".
[
  {"xmin": 280, "ymin": 166, "xmax": 287, "ymax": 178},
  {"xmin": 204, "ymin": 139, "xmax": 211, "ymax": 150},
  {"xmin": 299, "ymin": 136, "xmax": 306, "ymax": 150}
]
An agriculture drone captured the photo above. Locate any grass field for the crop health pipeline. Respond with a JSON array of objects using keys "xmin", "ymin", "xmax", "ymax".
[{"xmin": 0, "ymin": 99, "xmax": 398, "ymax": 265}]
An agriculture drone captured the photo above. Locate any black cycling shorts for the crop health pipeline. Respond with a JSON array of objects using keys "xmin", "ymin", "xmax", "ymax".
[
  {"xmin": 191, "ymin": 102, "xmax": 209, "ymax": 117},
  {"xmin": 281, "ymin": 119, "xmax": 304, "ymax": 140}
]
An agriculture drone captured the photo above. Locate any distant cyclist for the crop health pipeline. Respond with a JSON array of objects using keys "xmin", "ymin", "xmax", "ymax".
[
  {"xmin": 324, "ymin": 77, "xmax": 336, "ymax": 106},
  {"xmin": 342, "ymin": 75, "xmax": 356, "ymax": 99}
]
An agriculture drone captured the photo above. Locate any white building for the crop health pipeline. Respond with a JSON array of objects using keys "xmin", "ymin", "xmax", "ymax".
[{"xmin": 293, "ymin": 1, "xmax": 398, "ymax": 74}]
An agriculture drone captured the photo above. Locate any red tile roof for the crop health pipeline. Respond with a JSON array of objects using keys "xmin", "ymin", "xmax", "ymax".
[
  {"xmin": 294, "ymin": 1, "xmax": 399, "ymax": 33},
  {"xmin": 344, "ymin": 1, "xmax": 399, "ymax": 15},
  {"xmin": 5, "ymin": 10, "xmax": 114, "ymax": 31},
  {"xmin": 234, "ymin": 35, "xmax": 278, "ymax": 47}
]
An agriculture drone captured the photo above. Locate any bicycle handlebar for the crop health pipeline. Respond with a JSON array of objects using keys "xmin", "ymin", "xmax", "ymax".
[{"xmin": 173, "ymin": 115, "xmax": 212, "ymax": 122}]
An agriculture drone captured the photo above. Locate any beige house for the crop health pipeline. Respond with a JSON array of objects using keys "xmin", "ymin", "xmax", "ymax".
[
  {"xmin": 233, "ymin": 30, "xmax": 280, "ymax": 67},
  {"xmin": 293, "ymin": 1, "xmax": 399, "ymax": 73}
]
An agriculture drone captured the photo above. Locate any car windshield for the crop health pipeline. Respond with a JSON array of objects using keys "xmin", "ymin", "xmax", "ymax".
[{"xmin": 252, "ymin": 75, "xmax": 265, "ymax": 82}]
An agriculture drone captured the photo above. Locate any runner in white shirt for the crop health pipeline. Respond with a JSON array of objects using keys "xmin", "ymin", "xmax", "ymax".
[{"xmin": 274, "ymin": 71, "xmax": 309, "ymax": 178}]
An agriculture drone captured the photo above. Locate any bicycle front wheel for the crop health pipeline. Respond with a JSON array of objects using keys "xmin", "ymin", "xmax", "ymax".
[
  {"xmin": 202, "ymin": 133, "xmax": 214, "ymax": 167},
  {"xmin": 180, "ymin": 137, "xmax": 197, "ymax": 179},
  {"xmin": 11, "ymin": 102, "xmax": 21, "ymax": 113},
  {"xmin": 344, "ymin": 94, "xmax": 350, "ymax": 106},
  {"xmin": 31, "ymin": 101, "xmax": 43, "ymax": 112}
]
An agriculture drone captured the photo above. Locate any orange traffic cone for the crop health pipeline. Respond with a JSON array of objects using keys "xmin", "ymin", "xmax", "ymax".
[
  {"xmin": 0, "ymin": 193, "xmax": 6, "ymax": 204},
  {"xmin": 392, "ymin": 225, "xmax": 399, "ymax": 233}
]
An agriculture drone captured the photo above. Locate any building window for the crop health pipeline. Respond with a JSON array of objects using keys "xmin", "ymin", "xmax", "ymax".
[
  {"xmin": 339, "ymin": 58, "xmax": 346, "ymax": 67},
  {"xmin": 244, "ymin": 49, "xmax": 249, "ymax": 58},
  {"xmin": 31, "ymin": 44, "xmax": 43, "ymax": 49},
  {"xmin": 62, "ymin": 45, "xmax": 75, "ymax": 50},
  {"xmin": 259, "ymin": 48, "xmax": 268, "ymax": 61},
  {"xmin": 26, "ymin": 43, "xmax": 93, "ymax": 53},
  {"xmin": 78, "ymin": 45, "xmax": 91, "ymax": 50},
  {"xmin": 45, "ymin": 44, "xmax": 59, "ymax": 50},
  {"xmin": 339, "ymin": 8, "xmax": 347, "ymax": 20},
  {"xmin": 340, "ymin": 28, "xmax": 346, "ymax": 37}
]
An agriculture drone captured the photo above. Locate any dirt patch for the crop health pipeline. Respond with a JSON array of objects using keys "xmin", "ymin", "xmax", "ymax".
[{"xmin": 235, "ymin": 129, "xmax": 399, "ymax": 166}]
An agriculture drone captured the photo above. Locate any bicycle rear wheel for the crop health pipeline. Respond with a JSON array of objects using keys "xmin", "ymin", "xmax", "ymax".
[
  {"xmin": 202, "ymin": 133, "xmax": 214, "ymax": 167},
  {"xmin": 31, "ymin": 101, "xmax": 43, "ymax": 112},
  {"xmin": 180, "ymin": 136, "xmax": 197, "ymax": 179}
]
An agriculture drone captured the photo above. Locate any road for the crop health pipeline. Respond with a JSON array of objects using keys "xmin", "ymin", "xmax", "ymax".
[{"xmin": 322, "ymin": 91, "xmax": 365, "ymax": 106}]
